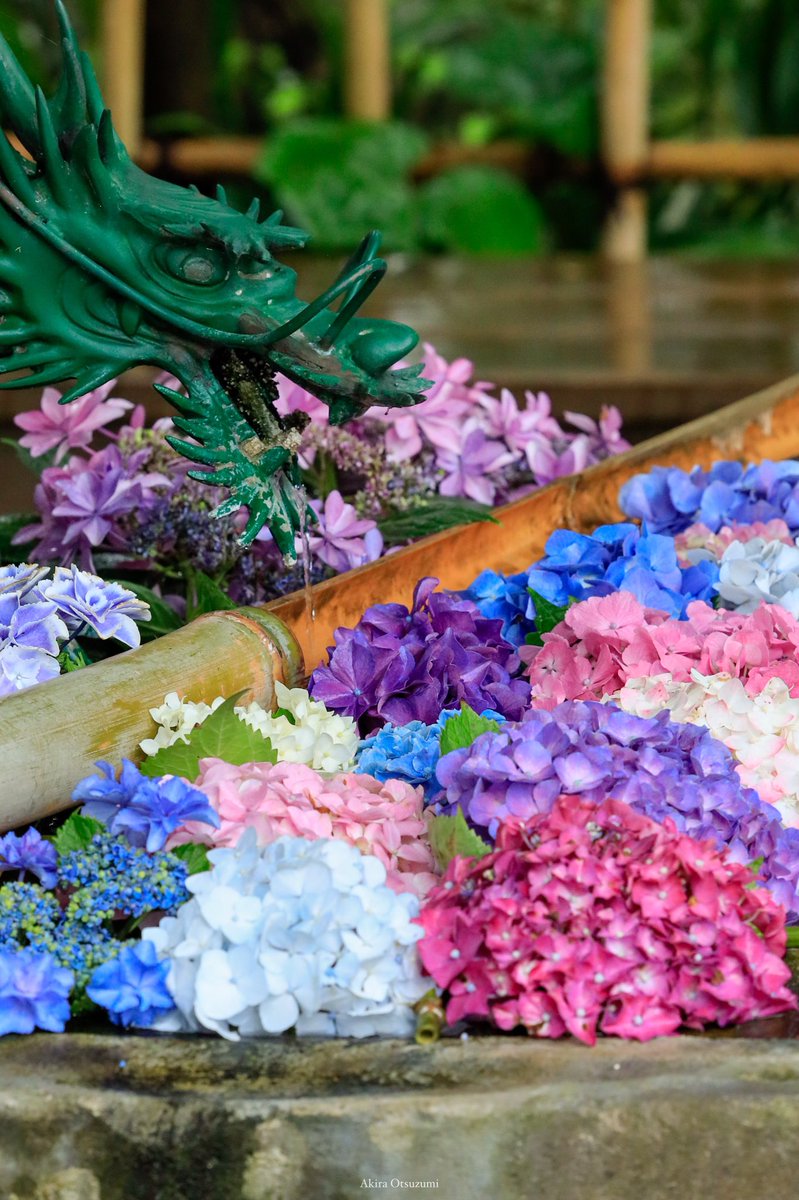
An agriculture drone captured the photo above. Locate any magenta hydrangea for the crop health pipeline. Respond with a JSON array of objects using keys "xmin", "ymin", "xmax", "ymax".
[{"xmin": 419, "ymin": 794, "xmax": 796, "ymax": 1043}]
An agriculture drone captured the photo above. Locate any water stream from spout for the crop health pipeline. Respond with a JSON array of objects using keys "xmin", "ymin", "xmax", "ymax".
[{"xmin": 296, "ymin": 490, "xmax": 317, "ymax": 629}]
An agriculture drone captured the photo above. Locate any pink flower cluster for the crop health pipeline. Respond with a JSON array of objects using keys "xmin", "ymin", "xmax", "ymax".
[
  {"xmin": 675, "ymin": 519, "xmax": 794, "ymax": 565},
  {"xmin": 418, "ymin": 795, "xmax": 795, "ymax": 1044},
  {"xmin": 170, "ymin": 759, "xmax": 438, "ymax": 898},
  {"xmin": 525, "ymin": 592, "xmax": 799, "ymax": 706}
]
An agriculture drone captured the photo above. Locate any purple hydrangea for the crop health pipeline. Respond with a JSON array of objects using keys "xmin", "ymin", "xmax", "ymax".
[
  {"xmin": 0, "ymin": 948, "xmax": 73, "ymax": 1036},
  {"xmin": 40, "ymin": 565, "xmax": 150, "ymax": 648},
  {"xmin": 620, "ymin": 459, "xmax": 799, "ymax": 537},
  {"xmin": 525, "ymin": 523, "xmax": 718, "ymax": 620},
  {"xmin": 73, "ymin": 759, "xmax": 220, "ymax": 853},
  {"xmin": 87, "ymin": 940, "xmax": 174, "ymax": 1028},
  {"xmin": 310, "ymin": 577, "xmax": 531, "ymax": 734},
  {"xmin": 0, "ymin": 829, "xmax": 58, "ymax": 889},
  {"xmin": 434, "ymin": 699, "xmax": 799, "ymax": 920},
  {"xmin": 0, "ymin": 593, "xmax": 67, "ymax": 655},
  {"xmin": 0, "ymin": 644, "xmax": 61, "ymax": 696}
]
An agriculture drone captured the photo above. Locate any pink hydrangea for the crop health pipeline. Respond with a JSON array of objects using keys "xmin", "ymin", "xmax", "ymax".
[
  {"xmin": 14, "ymin": 382, "xmax": 132, "ymax": 462},
  {"xmin": 170, "ymin": 759, "xmax": 438, "ymax": 898},
  {"xmin": 418, "ymin": 794, "xmax": 795, "ymax": 1044},
  {"xmin": 305, "ymin": 490, "xmax": 383, "ymax": 572},
  {"xmin": 525, "ymin": 593, "xmax": 799, "ymax": 706}
]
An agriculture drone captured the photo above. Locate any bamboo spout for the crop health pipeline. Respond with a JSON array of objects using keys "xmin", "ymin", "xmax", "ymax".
[{"xmin": 0, "ymin": 607, "xmax": 303, "ymax": 833}]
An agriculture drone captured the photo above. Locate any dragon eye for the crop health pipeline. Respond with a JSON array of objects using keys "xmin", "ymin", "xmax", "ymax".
[{"xmin": 157, "ymin": 245, "xmax": 228, "ymax": 286}]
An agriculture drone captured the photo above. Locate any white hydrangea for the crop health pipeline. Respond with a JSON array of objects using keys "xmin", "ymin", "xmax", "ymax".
[
  {"xmin": 610, "ymin": 669, "xmax": 799, "ymax": 824},
  {"xmin": 139, "ymin": 681, "xmax": 358, "ymax": 771},
  {"xmin": 717, "ymin": 537, "xmax": 799, "ymax": 617},
  {"xmin": 139, "ymin": 691, "xmax": 225, "ymax": 756},
  {"xmin": 142, "ymin": 830, "xmax": 430, "ymax": 1040}
]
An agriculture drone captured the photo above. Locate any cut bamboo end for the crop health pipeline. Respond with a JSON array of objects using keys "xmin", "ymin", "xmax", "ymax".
[{"xmin": 0, "ymin": 608, "xmax": 303, "ymax": 834}]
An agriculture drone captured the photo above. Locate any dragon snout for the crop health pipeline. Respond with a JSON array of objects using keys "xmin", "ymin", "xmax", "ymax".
[{"xmin": 345, "ymin": 320, "xmax": 418, "ymax": 377}]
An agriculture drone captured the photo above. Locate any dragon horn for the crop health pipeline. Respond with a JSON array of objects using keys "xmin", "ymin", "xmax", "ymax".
[
  {"xmin": 52, "ymin": 0, "xmax": 89, "ymax": 133},
  {"xmin": 0, "ymin": 27, "xmax": 39, "ymax": 154}
]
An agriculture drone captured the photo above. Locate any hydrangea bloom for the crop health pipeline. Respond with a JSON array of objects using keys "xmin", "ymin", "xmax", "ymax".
[
  {"xmin": 140, "ymin": 684, "xmax": 359, "ymax": 774},
  {"xmin": 73, "ymin": 760, "xmax": 219, "ymax": 852},
  {"xmin": 464, "ymin": 569, "xmax": 531, "ymax": 647},
  {"xmin": 0, "ymin": 948, "xmax": 74, "ymax": 1036},
  {"xmin": 715, "ymin": 537, "xmax": 799, "ymax": 616},
  {"xmin": 525, "ymin": 523, "xmax": 719, "ymax": 619},
  {"xmin": 305, "ymin": 491, "xmax": 383, "ymax": 572},
  {"xmin": 171, "ymin": 760, "xmax": 437, "ymax": 898},
  {"xmin": 14, "ymin": 381, "xmax": 132, "ymax": 462},
  {"xmin": 39, "ymin": 565, "xmax": 150, "ymax": 647},
  {"xmin": 309, "ymin": 577, "xmax": 530, "ymax": 733},
  {"xmin": 87, "ymin": 940, "xmax": 175, "ymax": 1028},
  {"xmin": 525, "ymin": 593, "xmax": 799, "ymax": 706},
  {"xmin": 419, "ymin": 795, "xmax": 796, "ymax": 1043},
  {"xmin": 0, "ymin": 643, "xmax": 61, "ymax": 696},
  {"xmin": 675, "ymin": 519, "xmax": 794, "ymax": 565},
  {"xmin": 620, "ymin": 459, "xmax": 799, "ymax": 537},
  {"xmin": 144, "ymin": 831, "xmax": 429, "ymax": 1039},
  {"xmin": 0, "ymin": 829, "xmax": 58, "ymax": 888},
  {"xmin": 355, "ymin": 711, "xmax": 456, "ymax": 799},
  {"xmin": 612, "ymin": 670, "xmax": 799, "ymax": 826},
  {"xmin": 434, "ymin": 699, "xmax": 799, "ymax": 918}
]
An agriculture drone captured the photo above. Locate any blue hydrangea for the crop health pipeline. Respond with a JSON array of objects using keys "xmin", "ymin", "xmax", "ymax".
[
  {"xmin": 87, "ymin": 940, "xmax": 174, "ymax": 1028},
  {"xmin": 39, "ymin": 565, "xmax": 150, "ymax": 648},
  {"xmin": 73, "ymin": 759, "xmax": 219, "ymax": 852},
  {"xmin": 524, "ymin": 522, "xmax": 718, "ymax": 619},
  {"xmin": 620, "ymin": 459, "xmax": 799, "ymax": 536},
  {"xmin": 434, "ymin": 699, "xmax": 799, "ymax": 921},
  {"xmin": 0, "ymin": 948, "xmax": 73, "ymax": 1036},
  {"xmin": 0, "ymin": 828, "xmax": 58, "ymax": 888},
  {"xmin": 464, "ymin": 569, "xmax": 531, "ymax": 646},
  {"xmin": 58, "ymin": 831, "xmax": 190, "ymax": 922}
]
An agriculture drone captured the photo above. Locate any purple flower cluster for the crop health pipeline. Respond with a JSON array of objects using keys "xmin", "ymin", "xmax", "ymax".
[
  {"xmin": 620, "ymin": 460, "xmax": 799, "ymax": 537},
  {"xmin": 73, "ymin": 759, "xmax": 219, "ymax": 852},
  {"xmin": 0, "ymin": 562, "xmax": 150, "ymax": 697},
  {"xmin": 310, "ymin": 577, "xmax": 531, "ymax": 734},
  {"xmin": 0, "ymin": 829, "xmax": 57, "ymax": 888},
  {"xmin": 434, "ymin": 699, "xmax": 799, "ymax": 920},
  {"xmin": 0, "ymin": 948, "xmax": 73, "ymax": 1036}
]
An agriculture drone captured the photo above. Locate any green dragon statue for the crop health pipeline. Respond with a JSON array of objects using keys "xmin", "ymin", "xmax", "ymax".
[{"xmin": 0, "ymin": 2, "xmax": 429, "ymax": 555}]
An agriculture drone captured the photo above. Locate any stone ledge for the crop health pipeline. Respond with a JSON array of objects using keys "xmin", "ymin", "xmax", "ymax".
[{"xmin": 1, "ymin": 1033, "xmax": 799, "ymax": 1200}]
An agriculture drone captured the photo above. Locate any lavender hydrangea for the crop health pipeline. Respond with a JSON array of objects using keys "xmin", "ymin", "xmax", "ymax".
[
  {"xmin": 434, "ymin": 699, "xmax": 799, "ymax": 920},
  {"xmin": 73, "ymin": 760, "xmax": 220, "ymax": 852},
  {"xmin": 620, "ymin": 459, "xmax": 799, "ymax": 537},
  {"xmin": 0, "ymin": 829, "xmax": 58, "ymax": 888},
  {"xmin": 39, "ymin": 565, "xmax": 150, "ymax": 647},
  {"xmin": 0, "ymin": 948, "xmax": 73, "ymax": 1036},
  {"xmin": 309, "ymin": 577, "xmax": 530, "ymax": 734}
]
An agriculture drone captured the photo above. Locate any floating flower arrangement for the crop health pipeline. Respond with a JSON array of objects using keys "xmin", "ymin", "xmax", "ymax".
[{"xmin": 6, "ymin": 397, "xmax": 799, "ymax": 1044}]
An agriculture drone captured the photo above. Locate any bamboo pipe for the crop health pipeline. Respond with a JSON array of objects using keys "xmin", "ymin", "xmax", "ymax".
[
  {"xmin": 0, "ymin": 608, "xmax": 302, "ymax": 833},
  {"xmin": 648, "ymin": 138, "xmax": 799, "ymax": 182},
  {"xmin": 601, "ymin": 0, "xmax": 651, "ymax": 262},
  {"xmin": 267, "ymin": 372, "xmax": 799, "ymax": 668},
  {"xmin": 344, "ymin": 0, "xmax": 391, "ymax": 120},
  {"xmin": 101, "ymin": 0, "xmax": 146, "ymax": 157}
]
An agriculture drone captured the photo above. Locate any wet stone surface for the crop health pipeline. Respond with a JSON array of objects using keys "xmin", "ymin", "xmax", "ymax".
[{"xmin": 2, "ymin": 1031, "xmax": 799, "ymax": 1200}]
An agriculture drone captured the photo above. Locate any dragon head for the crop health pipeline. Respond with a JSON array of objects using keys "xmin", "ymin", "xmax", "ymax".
[{"xmin": 0, "ymin": 2, "xmax": 429, "ymax": 554}]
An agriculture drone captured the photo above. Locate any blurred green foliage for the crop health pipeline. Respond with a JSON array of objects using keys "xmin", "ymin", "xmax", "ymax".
[{"xmin": 7, "ymin": 0, "xmax": 799, "ymax": 254}]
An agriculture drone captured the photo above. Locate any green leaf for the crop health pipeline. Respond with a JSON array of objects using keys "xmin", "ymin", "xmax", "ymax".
[
  {"xmin": 378, "ymin": 497, "xmax": 497, "ymax": 544},
  {"xmin": 439, "ymin": 703, "xmax": 501, "ymax": 757},
  {"xmin": 141, "ymin": 693, "xmax": 277, "ymax": 780},
  {"xmin": 786, "ymin": 927, "xmax": 799, "ymax": 949},
  {"xmin": 116, "ymin": 581, "xmax": 183, "ymax": 641},
  {"xmin": 0, "ymin": 513, "xmax": 37, "ymax": 564},
  {"xmin": 274, "ymin": 706, "xmax": 296, "ymax": 725},
  {"xmin": 52, "ymin": 812, "xmax": 104, "ymax": 856},
  {"xmin": 57, "ymin": 644, "xmax": 93, "ymax": 673},
  {"xmin": 418, "ymin": 166, "xmax": 544, "ymax": 255},
  {"xmin": 0, "ymin": 436, "xmax": 54, "ymax": 477},
  {"xmin": 428, "ymin": 809, "xmax": 491, "ymax": 871},
  {"xmin": 186, "ymin": 569, "xmax": 236, "ymax": 620},
  {"xmin": 171, "ymin": 842, "xmax": 211, "ymax": 875},
  {"xmin": 525, "ymin": 589, "xmax": 570, "ymax": 646}
]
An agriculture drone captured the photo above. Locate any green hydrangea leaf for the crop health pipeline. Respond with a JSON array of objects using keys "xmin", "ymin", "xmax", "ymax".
[
  {"xmin": 439, "ymin": 703, "xmax": 501, "ymax": 757},
  {"xmin": 170, "ymin": 842, "xmax": 211, "ymax": 875},
  {"xmin": 525, "ymin": 588, "xmax": 569, "ymax": 646},
  {"xmin": 379, "ymin": 497, "xmax": 497, "ymax": 544},
  {"xmin": 186, "ymin": 568, "xmax": 237, "ymax": 620},
  {"xmin": 428, "ymin": 810, "xmax": 491, "ymax": 871},
  {"xmin": 118, "ymin": 581, "xmax": 183, "ymax": 641},
  {"xmin": 140, "ymin": 692, "xmax": 277, "ymax": 780},
  {"xmin": 52, "ymin": 812, "xmax": 104, "ymax": 856}
]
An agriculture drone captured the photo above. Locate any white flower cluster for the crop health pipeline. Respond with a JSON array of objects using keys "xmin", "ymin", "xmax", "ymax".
[
  {"xmin": 717, "ymin": 537, "xmax": 799, "ymax": 617},
  {"xmin": 143, "ymin": 830, "xmax": 429, "ymax": 1040},
  {"xmin": 139, "ymin": 682, "xmax": 358, "ymax": 772},
  {"xmin": 612, "ymin": 669, "xmax": 799, "ymax": 824},
  {"xmin": 139, "ymin": 692, "xmax": 225, "ymax": 756}
]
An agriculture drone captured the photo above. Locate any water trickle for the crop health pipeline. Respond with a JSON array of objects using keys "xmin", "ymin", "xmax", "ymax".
[{"xmin": 297, "ymin": 491, "xmax": 317, "ymax": 625}]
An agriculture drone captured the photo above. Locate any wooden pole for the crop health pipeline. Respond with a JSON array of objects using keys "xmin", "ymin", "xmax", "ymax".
[
  {"xmin": 343, "ymin": 0, "xmax": 391, "ymax": 120},
  {"xmin": 100, "ymin": 0, "xmax": 146, "ymax": 156},
  {"xmin": 601, "ymin": 0, "xmax": 652, "ymax": 262}
]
